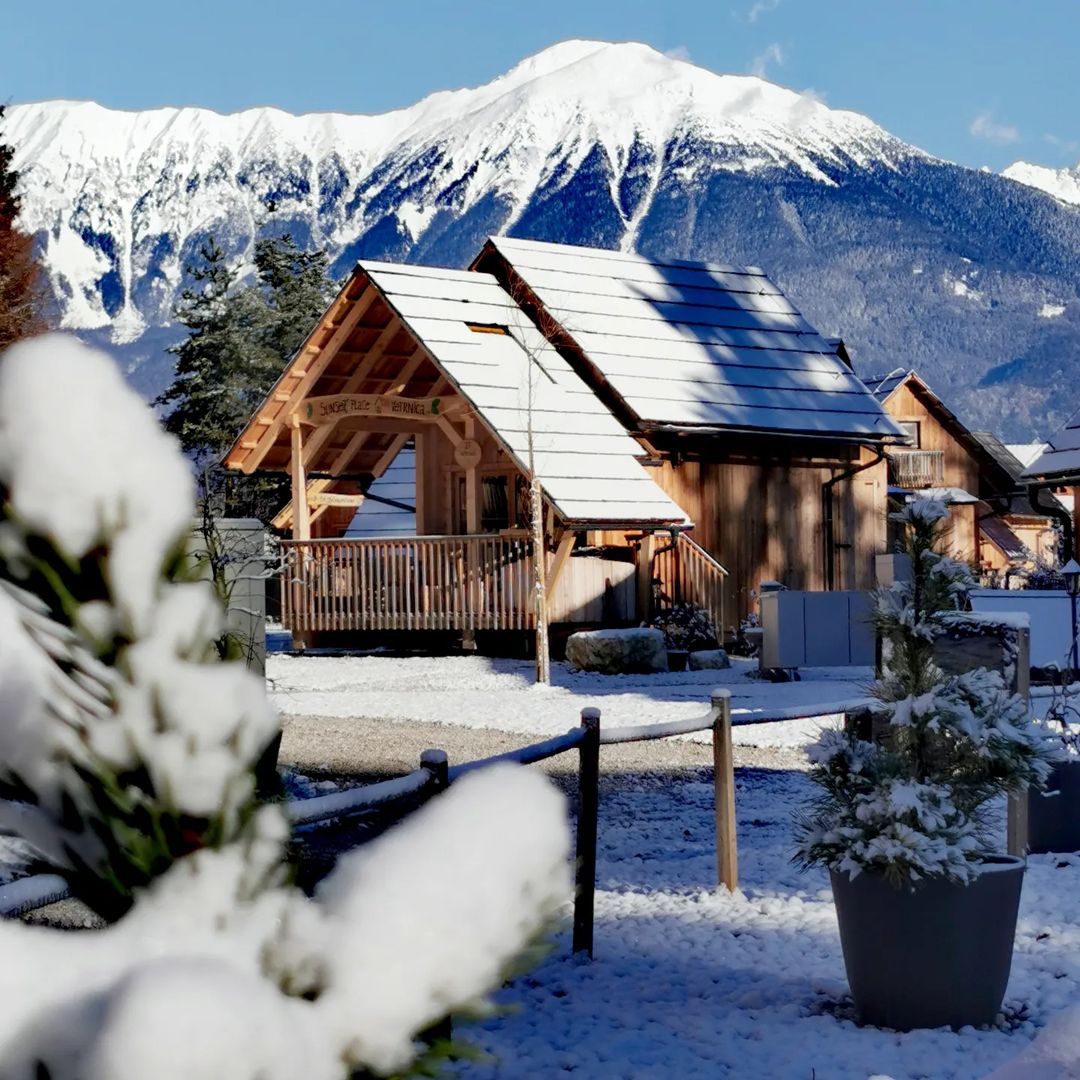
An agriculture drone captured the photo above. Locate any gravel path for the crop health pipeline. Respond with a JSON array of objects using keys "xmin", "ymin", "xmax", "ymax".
[{"xmin": 278, "ymin": 712, "xmax": 810, "ymax": 779}]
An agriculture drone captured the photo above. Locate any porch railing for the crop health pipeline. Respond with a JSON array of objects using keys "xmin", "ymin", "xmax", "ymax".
[
  {"xmin": 652, "ymin": 532, "xmax": 728, "ymax": 636},
  {"xmin": 887, "ymin": 449, "xmax": 945, "ymax": 489},
  {"xmin": 282, "ymin": 535, "xmax": 535, "ymax": 634}
]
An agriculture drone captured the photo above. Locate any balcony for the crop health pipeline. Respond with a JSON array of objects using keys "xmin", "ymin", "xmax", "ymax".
[{"xmin": 887, "ymin": 449, "xmax": 945, "ymax": 489}]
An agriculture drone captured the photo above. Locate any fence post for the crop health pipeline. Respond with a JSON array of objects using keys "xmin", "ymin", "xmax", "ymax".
[
  {"xmin": 573, "ymin": 707, "xmax": 601, "ymax": 958},
  {"xmin": 420, "ymin": 749, "xmax": 449, "ymax": 798},
  {"xmin": 711, "ymin": 689, "xmax": 738, "ymax": 891}
]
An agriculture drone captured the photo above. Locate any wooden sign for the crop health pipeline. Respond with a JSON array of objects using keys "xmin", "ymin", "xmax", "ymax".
[
  {"xmin": 298, "ymin": 394, "xmax": 456, "ymax": 427},
  {"xmin": 454, "ymin": 439, "xmax": 482, "ymax": 469},
  {"xmin": 307, "ymin": 492, "xmax": 366, "ymax": 508}
]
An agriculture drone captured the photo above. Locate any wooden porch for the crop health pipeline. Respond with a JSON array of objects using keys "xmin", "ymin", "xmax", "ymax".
[
  {"xmin": 282, "ymin": 534, "xmax": 537, "ymax": 633},
  {"xmin": 281, "ymin": 530, "xmax": 726, "ymax": 638}
]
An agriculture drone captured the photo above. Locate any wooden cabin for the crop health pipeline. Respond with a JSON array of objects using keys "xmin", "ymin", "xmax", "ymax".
[
  {"xmin": 862, "ymin": 370, "xmax": 1061, "ymax": 580},
  {"xmin": 227, "ymin": 237, "xmax": 910, "ymax": 647},
  {"xmin": 225, "ymin": 260, "xmax": 698, "ymax": 647},
  {"xmin": 471, "ymin": 238, "xmax": 905, "ymax": 620}
]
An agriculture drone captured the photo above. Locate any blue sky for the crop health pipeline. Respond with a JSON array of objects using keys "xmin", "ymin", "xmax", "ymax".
[{"xmin": 6, "ymin": 0, "xmax": 1079, "ymax": 172}]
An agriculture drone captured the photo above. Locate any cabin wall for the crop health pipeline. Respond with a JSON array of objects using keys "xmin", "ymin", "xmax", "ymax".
[
  {"xmin": 883, "ymin": 384, "xmax": 983, "ymax": 565},
  {"xmin": 416, "ymin": 420, "xmax": 525, "ymax": 535},
  {"xmin": 633, "ymin": 455, "xmax": 887, "ymax": 626}
]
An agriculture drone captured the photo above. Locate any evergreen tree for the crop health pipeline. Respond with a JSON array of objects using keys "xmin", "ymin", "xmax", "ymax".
[
  {"xmin": 252, "ymin": 232, "xmax": 332, "ymax": 360},
  {"xmin": 155, "ymin": 238, "xmax": 248, "ymax": 464},
  {"xmin": 156, "ymin": 233, "xmax": 333, "ymax": 519},
  {"xmin": 0, "ymin": 104, "xmax": 45, "ymax": 350}
]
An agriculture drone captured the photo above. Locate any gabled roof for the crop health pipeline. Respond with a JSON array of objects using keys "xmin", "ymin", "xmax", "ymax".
[
  {"xmin": 474, "ymin": 236, "xmax": 904, "ymax": 443},
  {"xmin": 862, "ymin": 369, "xmax": 1018, "ymax": 495},
  {"xmin": 970, "ymin": 431, "xmax": 1027, "ymax": 482},
  {"xmin": 225, "ymin": 261, "xmax": 690, "ymax": 529},
  {"xmin": 861, "ymin": 368, "xmax": 911, "ymax": 403},
  {"xmin": 1022, "ymin": 409, "xmax": 1080, "ymax": 485}
]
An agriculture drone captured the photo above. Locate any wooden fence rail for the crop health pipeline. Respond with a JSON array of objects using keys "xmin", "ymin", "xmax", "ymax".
[
  {"xmin": 7, "ymin": 696, "xmax": 874, "ymax": 963},
  {"xmin": 281, "ymin": 535, "xmax": 535, "ymax": 634},
  {"xmin": 651, "ymin": 532, "xmax": 728, "ymax": 637}
]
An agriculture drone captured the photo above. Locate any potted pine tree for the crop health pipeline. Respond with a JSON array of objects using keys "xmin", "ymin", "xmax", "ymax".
[{"xmin": 795, "ymin": 499, "xmax": 1057, "ymax": 1030}]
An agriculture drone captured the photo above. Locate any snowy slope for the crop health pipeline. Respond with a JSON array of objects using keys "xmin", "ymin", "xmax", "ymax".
[
  {"xmin": 8, "ymin": 40, "xmax": 1080, "ymax": 440},
  {"xmin": 1004, "ymin": 159, "xmax": 1080, "ymax": 206},
  {"xmin": 6, "ymin": 40, "xmax": 905, "ymax": 342}
]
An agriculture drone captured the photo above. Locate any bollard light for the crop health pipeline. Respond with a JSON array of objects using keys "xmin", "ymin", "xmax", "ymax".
[{"xmin": 1063, "ymin": 559, "xmax": 1080, "ymax": 598}]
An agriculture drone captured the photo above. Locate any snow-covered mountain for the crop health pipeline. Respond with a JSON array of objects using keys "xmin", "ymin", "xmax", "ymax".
[
  {"xmin": 8, "ymin": 40, "xmax": 1080, "ymax": 439},
  {"xmin": 1003, "ymin": 160, "xmax": 1080, "ymax": 206}
]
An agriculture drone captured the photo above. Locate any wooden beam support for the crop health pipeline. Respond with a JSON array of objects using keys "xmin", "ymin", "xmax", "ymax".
[
  {"xmin": 323, "ymin": 352, "xmax": 426, "ymax": 474},
  {"xmin": 464, "ymin": 416, "xmax": 479, "ymax": 534},
  {"xmin": 546, "ymin": 531, "xmax": 576, "ymax": 595},
  {"xmin": 241, "ymin": 286, "xmax": 380, "ymax": 473},
  {"xmin": 290, "ymin": 422, "xmax": 311, "ymax": 541}
]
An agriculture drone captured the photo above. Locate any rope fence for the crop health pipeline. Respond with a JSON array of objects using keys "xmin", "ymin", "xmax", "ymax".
[{"xmin": 2, "ymin": 692, "xmax": 880, "ymax": 953}]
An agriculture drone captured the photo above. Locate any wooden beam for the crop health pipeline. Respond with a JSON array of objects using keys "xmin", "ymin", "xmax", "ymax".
[
  {"xmin": 290, "ymin": 422, "xmax": 311, "ymax": 541},
  {"xmin": 546, "ymin": 532, "xmax": 575, "ymax": 594},
  {"xmin": 414, "ymin": 432, "xmax": 426, "ymax": 534},
  {"xmin": 464, "ymin": 415, "xmax": 479, "ymax": 534},
  {"xmin": 321, "ymin": 351, "xmax": 426, "ymax": 474},
  {"xmin": 302, "ymin": 336, "xmax": 419, "ymax": 469},
  {"xmin": 240, "ymin": 286, "xmax": 380, "ymax": 473},
  {"xmin": 297, "ymin": 393, "xmax": 458, "ymax": 428}
]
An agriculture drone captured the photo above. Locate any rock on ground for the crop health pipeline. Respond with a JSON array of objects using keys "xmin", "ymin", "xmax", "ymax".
[{"xmin": 565, "ymin": 628, "xmax": 668, "ymax": 675}]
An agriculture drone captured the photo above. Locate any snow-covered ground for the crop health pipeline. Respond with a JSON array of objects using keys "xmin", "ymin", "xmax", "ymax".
[
  {"xmin": 449, "ymin": 769, "xmax": 1077, "ymax": 1079},
  {"xmin": 267, "ymin": 654, "xmax": 868, "ymax": 749},
  {"xmin": 269, "ymin": 654, "xmax": 1079, "ymax": 1078}
]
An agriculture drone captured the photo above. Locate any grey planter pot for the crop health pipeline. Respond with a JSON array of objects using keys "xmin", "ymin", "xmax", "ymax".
[
  {"xmin": 830, "ymin": 854, "xmax": 1025, "ymax": 1030},
  {"xmin": 666, "ymin": 649, "xmax": 689, "ymax": 672},
  {"xmin": 1028, "ymin": 760, "xmax": 1080, "ymax": 854}
]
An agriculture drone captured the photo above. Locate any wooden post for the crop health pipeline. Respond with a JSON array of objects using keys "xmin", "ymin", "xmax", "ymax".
[
  {"xmin": 1007, "ymin": 625, "xmax": 1032, "ymax": 857},
  {"xmin": 532, "ymin": 478, "xmax": 551, "ymax": 685},
  {"xmin": 290, "ymin": 420, "xmax": 311, "ymax": 542},
  {"xmin": 636, "ymin": 532, "xmax": 656, "ymax": 624},
  {"xmin": 420, "ymin": 748, "xmax": 449, "ymax": 793},
  {"xmin": 573, "ymin": 706, "xmax": 601, "ymax": 958},
  {"xmin": 712, "ymin": 689, "xmax": 738, "ymax": 891}
]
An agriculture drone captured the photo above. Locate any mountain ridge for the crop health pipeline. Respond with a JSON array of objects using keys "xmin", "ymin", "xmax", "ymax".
[{"xmin": 6, "ymin": 40, "xmax": 1080, "ymax": 441}]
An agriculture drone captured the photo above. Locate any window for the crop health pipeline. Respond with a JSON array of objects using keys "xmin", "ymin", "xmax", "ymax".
[
  {"xmin": 897, "ymin": 420, "xmax": 921, "ymax": 448},
  {"xmin": 466, "ymin": 322, "xmax": 510, "ymax": 335},
  {"xmin": 452, "ymin": 470, "xmax": 529, "ymax": 533}
]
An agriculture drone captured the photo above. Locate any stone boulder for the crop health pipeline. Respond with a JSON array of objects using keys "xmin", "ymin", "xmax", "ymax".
[
  {"xmin": 565, "ymin": 628, "xmax": 667, "ymax": 675},
  {"xmin": 688, "ymin": 648, "xmax": 731, "ymax": 671}
]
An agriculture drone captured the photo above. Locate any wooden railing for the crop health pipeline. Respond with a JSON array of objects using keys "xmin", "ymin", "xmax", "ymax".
[
  {"xmin": 282, "ymin": 535, "xmax": 535, "ymax": 633},
  {"xmin": 887, "ymin": 449, "xmax": 945, "ymax": 489},
  {"xmin": 651, "ymin": 532, "xmax": 728, "ymax": 635}
]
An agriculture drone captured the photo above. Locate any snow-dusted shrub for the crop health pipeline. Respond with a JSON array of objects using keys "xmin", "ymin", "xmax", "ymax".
[
  {"xmin": 650, "ymin": 602, "xmax": 718, "ymax": 652},
  {"xmin": 795, "ymin": 498, "xmax": 1057, "ymax": 885},
  {"xmin": 0, "ymin": 336, "xmax": 570, "ymax": 1078}
]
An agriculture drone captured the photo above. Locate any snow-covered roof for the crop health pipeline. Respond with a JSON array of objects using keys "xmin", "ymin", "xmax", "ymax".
[
  {"xmin": 362, "ymin": 261, "xmax": 689, "ymax": 526},
  {"xmin": 889, "ymin": 486, "xmax": 980, "ymax": 505},
  {"xmin": 477, "ymin": 237, "xmax": 905, "ymax": 443},
  {"xmin": 861, "ymin": 369, "xmax": 912, "ymax": 402},
  {"xmin": 1022, "ymin": 410, "xmax": 1080, "ymax": 484},
  {"xmin": 1007, "ymin": 442, "xmax": 1048, "ymax": 468},
  {"xmin": 226, "ymin": 260, "xmax": 690, "ymax": 529}
]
